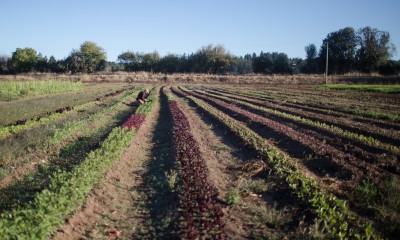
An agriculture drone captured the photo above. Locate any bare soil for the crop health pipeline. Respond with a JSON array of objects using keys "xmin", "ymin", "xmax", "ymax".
[
  {"xmin": 171, "ymin": 87, "xmax": 316, "ymax": 239},
  {"xmin": 53, "ymin": 94, "xmax": 159, "ymax": 239}
]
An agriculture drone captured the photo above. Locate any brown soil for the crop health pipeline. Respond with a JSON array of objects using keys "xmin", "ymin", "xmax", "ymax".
[
  {"xmin": 189, "ymin": 88, "xmax": 400, "ymax": 180},
  {"xmin": 174, "ymin": 86, "xmax": 400, "ymax": 238},
  {"xmin": 52, "ymin": 93, "xmax": 161, "ymax": 240},
  {"xmin": 214, "ymin": 86, "xmax": 400, "ymax": 129},
  {"xmin": 51, "ymin": 86, "xmax": 315, "ymax": 239},
  {"xmin": 208, "ymin": 90, "xmax": 400, "ymax": 176},
  {"xmin": 170, "ymin": 87, "xmax": 314, "ymax": 239},
  {"xmin": 0, "ymin": 92, "xmax": 134, "ymax": 189},
  {"xmin": 208, "ymin": 88, "xmax": 400, "ymax": 142}
]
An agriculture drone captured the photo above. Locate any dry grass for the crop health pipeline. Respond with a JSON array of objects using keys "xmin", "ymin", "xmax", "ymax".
[
  {"xmin": 229, "ymin": 159, "xmax": 268, "ymax": 177},
  {"xmin": 2, "ymin": 72, "xmax": 399, "ymax": 85}
]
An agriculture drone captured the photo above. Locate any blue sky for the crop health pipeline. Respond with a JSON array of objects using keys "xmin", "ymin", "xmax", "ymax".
[{"xmin": 1, "ymin": 0, "xmax": 399, "ymax": 61}]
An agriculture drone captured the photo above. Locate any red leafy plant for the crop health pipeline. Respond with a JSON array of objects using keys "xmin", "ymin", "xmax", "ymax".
[
  {"xmin": 14, "ymin": 106, "xmax": 73, "ymax": 126},
  {"xmin": 122, "ymin": 114, "xmax": 146, "ymax": 130},
  {"xmin": 169, "ymin": 100, "xmax": 224, "ymax": 239}
]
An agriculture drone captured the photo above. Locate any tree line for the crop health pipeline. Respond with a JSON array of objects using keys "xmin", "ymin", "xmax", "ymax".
[{"xmin": 1, "ymin": 26, "xmax": 399, "ymax": 75}]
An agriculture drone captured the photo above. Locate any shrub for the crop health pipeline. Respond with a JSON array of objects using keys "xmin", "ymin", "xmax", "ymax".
[{"xmin": 225, "ymin": 187, "xmax": 240, "ymax": 205}]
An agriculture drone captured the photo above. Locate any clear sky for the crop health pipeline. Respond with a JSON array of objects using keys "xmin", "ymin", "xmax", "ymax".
[{"xmin": 1, "ymin": 0, "xmax": 399, "ymax": 61}]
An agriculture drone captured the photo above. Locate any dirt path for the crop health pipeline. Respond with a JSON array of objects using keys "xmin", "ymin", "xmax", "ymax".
[{"xmin": 52, "ymin": 89, "xmax": 178, "ymax": 239}]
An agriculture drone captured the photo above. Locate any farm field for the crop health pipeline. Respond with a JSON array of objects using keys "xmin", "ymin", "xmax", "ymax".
[{"xmin": 0, "ymin": 81, "xmax": 399, "ymax": 239}]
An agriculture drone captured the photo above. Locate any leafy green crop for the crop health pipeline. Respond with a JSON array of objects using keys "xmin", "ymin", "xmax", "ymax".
[
  {"xmin": 0, "ymin": 87, "xmax": 157, "ymax": 239},
  {"xmin": 183, "ymin": 90, "xmax": 381, "ymax": 240},
  {"xmin": 320, "ymin": 84, "xmax": 400, "ymax": 93},
  {"xmin": 197, "ymin": 88, "xmax": 399, "ymax": 154}
]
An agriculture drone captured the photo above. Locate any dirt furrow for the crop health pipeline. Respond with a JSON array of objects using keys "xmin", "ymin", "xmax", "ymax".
[
  {"xmin": 195, "ymin": 88, "xmax": 400, "ymax": 176},
  {"xmin": 52, "ymin": 91, "xmax": 172, "ymax": 239},
  {"xmin": 170, "ymin": 87, "xmax": 319, "ymax": 239},
  {"xmin": 207, "ymin": 88, "xmax": 400, "ymax": 142}
]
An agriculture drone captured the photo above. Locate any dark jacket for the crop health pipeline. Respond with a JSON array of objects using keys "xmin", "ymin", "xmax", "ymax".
[{"xmin": 136, "ymin": 90, "xmax": 146, "ymax": 101}]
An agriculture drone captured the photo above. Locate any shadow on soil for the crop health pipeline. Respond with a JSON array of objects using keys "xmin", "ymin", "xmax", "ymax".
[
  {"xmin": 171, "ymin": 88, "xmax": 318, "ymax": 238},
  {"xmin": 0, "ymin": 105, "xmax": 137, "ymax": 212},
  {"xmin": 134, "ymin": 88, "xmax": 179, "ymax": 239}
]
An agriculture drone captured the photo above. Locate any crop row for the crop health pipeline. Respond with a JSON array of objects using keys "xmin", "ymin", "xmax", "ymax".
[
  {"xmin": 218, "ymin": 86, "xmax": 400, "ymax": 123},
  {"xmin": 0, "ymin": 89, "xmax": 145, "ymax": 211},
  {"xmin": 189, "ymin": 87, "xmax": 399, "ymax": 154},
  {"xmin": 185, "ymin": 89, "xmax": 383, "ymax": 182},
  {"xmin": 205, "ymin": 87, "xmax": 400, "ymax": 142},
  {"xmin": 121, "ymin": 87, "xmax": 156, "ymax": 130},
  {"xmin": 0, "ymin": 88, "xmax": 157, "ymax": 239},
  {"xmin": 0, "ymin": 88, "xmax": 145, "ymax": 183},
  {"xmin": 96, "ymin": 88, "xmax": 125, "ymax": 100},
  {"xmin": 172, "ymin": 87, "xmax": 379, "ymax": 240},
  {"xmin": 47, "ymin": 87, "xmax": 145, "ymax": 149},
  {"xmin": 167, "ymin": 91, "xmax": 224, "ymax": 239},
  {"xmin": 0, "ymin": 87, "xmax": 135, "ymax": 139},
  {"xmin": 185, "ymin": 88, "xmax": 400, "ymax": 178}
]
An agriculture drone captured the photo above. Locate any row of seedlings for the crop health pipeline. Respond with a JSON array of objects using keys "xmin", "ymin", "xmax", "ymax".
[
  {"xmin": 189, "ymin": 87, "xmax": 399, "ymax": 154},
  {"xmin": 165, "ymin": 89, "xmax": 224, "ymax": 239},
  {"xmin": 0, "ymin": 87, "xmax": 135, "ymax": 138},
  {"xmin": 184, "ymin": 88, "xmax": 399, "ymax": 179},
  {"xmin": 122, "ymin": 87, "xmax": 157, "ymax": 130},
  {"xmin": 172, "ymin": 87, "xmax": 380, "ymax": 240},
  {"xmin": 217, "ymin": 86, "xmax": 400, "ymax": 124},
  {"xmin": 184, "ymin": 89, "xmax": 377, "ymax": 179},
  {"xmin": 204, "ymin": 87, "xmax": 400, "ymax": 142},
  {"xmin": 0, "ymin": 88, "xmax": 146, "ymax": 184},
  {"xmin": 0, "ymin": 87, "xmax": 156, "ymax": 239}
]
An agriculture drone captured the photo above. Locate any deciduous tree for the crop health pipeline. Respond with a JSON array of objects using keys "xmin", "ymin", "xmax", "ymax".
[
  {"xmin": 357, "ymin": 26, "xmax": 394, "ymax": 73},
  {"xmin": 157, "ymin": 54, "xmax": 181, "ymax": 73},
  {"xmin": 80, "ymin": 41, "xmax": 107, "ymax": 72},
  {"xmin": 0, "ymin": 55, "xmax": 11, "ymax": 74},
  {"xmin": 318, "ymin": 27, "xmax": 357, "ymax": 74},
  {"xmin": 66, "ymin": 41, "xmax": 107, "ymax": 73},
  {"xmin": 303, "ymin": 44, "xmax": 318, "ymax": 73},
  {"xmin": 193, "ymin": 44, "xmax": 233, "ymax": 74},
  {"xmin": 11, "ymin": 47, "xmax": 38, "ymax": 73}
]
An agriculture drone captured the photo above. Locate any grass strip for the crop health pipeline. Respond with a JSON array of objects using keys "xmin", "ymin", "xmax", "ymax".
[{"xmin": 0, "ymin": 80, "xmax": 84, "ymax": 100}]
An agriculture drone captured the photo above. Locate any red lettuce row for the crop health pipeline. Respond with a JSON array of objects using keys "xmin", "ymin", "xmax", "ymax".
[
  {"xmin": 169, "ymin": 100, "xmax": 224, "ymax": 239},
  {"xmin": 122, "ymin": 114, "xmax": 146, "ymax": 130}
]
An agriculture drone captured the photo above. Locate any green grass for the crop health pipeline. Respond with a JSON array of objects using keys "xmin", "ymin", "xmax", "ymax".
[
  {"xmin": 0, "ymin": 80, "xmax": 85, "ymax": 101},
  {"xmin": 320, "ymin": 84, "xmax": 400, "ymax": 93}
]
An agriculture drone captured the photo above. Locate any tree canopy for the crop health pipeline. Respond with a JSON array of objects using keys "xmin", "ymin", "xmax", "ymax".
[
  {"xmin": 117, "ymin": 51, "xmax": 160, "ymax": 72},
  {"xmin": 357, "ymin": 27, "xmax": 394, "ymax": 73},
  {"xmin": 11, "ymin": 48, "xmax": 38, "ymax": 73},
  {"xmin": 1, "ymin": 28, "xmax": 398, "ymax": 76},
  {"xmin": 63, "ymin": 41, "xmax": 107, "ymax": 73},
  {"xmin": 318, "ymin": 27, "xmax": 358, "ymax": 74}
]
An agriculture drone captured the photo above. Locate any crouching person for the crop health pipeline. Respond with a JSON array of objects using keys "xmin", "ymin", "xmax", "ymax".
[{"xmin": 136, "ymin": 89, "xmax": 150, "ymax": 105}]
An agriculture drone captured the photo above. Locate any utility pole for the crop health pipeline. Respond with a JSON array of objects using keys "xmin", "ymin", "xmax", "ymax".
[{"xmin": 325, "ymin": 42, "xmax": 329, "ymax": 85}]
